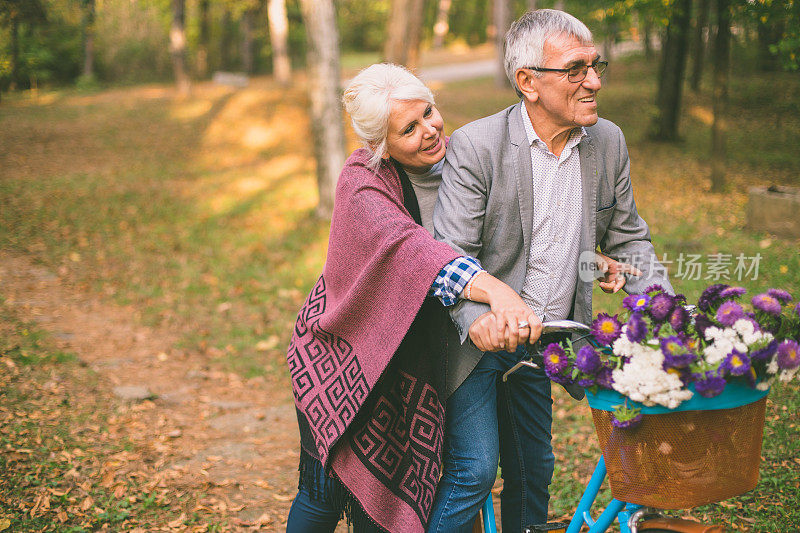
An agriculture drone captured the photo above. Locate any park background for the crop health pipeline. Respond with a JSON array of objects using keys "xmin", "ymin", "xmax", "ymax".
[{"xmin": 1, "ymin": 0, "xmax": 799, "ymax": 531}]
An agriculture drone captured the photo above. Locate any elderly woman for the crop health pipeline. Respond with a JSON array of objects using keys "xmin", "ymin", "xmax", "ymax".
[{"xmin": 285, "ymin": 64, "xmax": 538, "ymax": 533}]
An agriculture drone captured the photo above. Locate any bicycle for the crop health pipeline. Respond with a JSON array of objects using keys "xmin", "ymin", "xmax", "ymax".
[{"xmin": 478, "ymin": 319, "xmax": 763, "ymax": 533}]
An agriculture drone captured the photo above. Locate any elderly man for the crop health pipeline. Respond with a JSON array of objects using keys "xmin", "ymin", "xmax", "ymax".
[{"xmin": 429, "ymin": 9, "xmax": 673, "ymax": 532}]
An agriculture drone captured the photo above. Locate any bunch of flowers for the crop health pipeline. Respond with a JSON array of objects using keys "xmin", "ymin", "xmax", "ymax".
[{"xmin": 542, "ymin": 283, "xmax": 800, "ymax": 428}]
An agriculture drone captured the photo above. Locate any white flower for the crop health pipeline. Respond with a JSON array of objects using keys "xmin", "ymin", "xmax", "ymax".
[
  {"xmin": 704, "ymin": 338, "xmax": 734, "ymax": 364},
  {"xmin": 767, "ymin": 359, "xmax": 779, "ymax": 374},
  {"xmin": 733, "ymin": 319, "xmax": 754, "ymax": 338},
  {"xmin": 611, "ymin": 346, "xmax": 693, "ymax": 408},
  {"xmin": 779, "ymin": 367, "xmax": 799, "ymax": 383},
  {"xmin": 612, "ymin": 333, "xmax": 636, "ymax": 358}
]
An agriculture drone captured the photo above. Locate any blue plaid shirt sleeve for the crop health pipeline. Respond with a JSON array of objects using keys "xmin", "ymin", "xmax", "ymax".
[{"xmin": 430, "ymin": 256, "xmax": 485, "ymax": 307}]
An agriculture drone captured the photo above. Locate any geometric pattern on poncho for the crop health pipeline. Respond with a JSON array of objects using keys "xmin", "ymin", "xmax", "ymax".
[
  {"xmin": 351, "ymin": 370, "xmax": 445, "ymax": 525},
  {"xmin": 288, "ymin": 276, "xmax": 369, "ymax": 460}
]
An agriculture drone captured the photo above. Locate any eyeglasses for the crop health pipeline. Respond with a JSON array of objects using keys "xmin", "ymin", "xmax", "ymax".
[{"xmin": 523, "ymin": 58, "xmax": 608, "ymax": 83}]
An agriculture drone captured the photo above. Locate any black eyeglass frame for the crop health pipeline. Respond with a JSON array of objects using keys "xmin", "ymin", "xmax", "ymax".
[{"xmin": 523, "ymin": 58, "xmax": 608, "ymax": 83}]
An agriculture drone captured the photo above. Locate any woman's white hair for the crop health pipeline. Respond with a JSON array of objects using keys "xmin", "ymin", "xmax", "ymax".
[
  {"xmin": 504, "ymin": 9, "xmax": 593, "ymax": 97},
  {"xmin": 343, "ymin": 63, "xmax": 434, "ymax": 169}
]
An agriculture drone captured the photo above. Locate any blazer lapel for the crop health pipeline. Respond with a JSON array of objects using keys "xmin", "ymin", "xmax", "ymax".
[
  {"xmin": 578, "ymin": 133, "xmax": 598, "ymax": 254},
  {"xmin": 508, "ymin": 102, "xmax": 534, "ymax": 256}
]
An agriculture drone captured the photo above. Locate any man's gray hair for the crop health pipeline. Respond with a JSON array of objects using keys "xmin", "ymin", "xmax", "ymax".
[
  {"xmin": 343, "ymin": 63, "xmax": 435, "ymax": 170},
  {"xmin": 504, "ymin": 9, "xmax": 593, "ymax": 97}
]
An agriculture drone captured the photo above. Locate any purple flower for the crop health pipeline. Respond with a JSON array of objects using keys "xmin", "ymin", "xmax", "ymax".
[
  {"xmin": 543, "ymin": 343, "xmax": 569, "ymax": 377},
  {"xmin": 776, "ymin": 340, "xmax": 800, "ymax": 370},
  {"xmin": 752, "ymin": 293, "xmax": 782, "ymax": 316},
  {"xmin": 660, "ymin": 336, "xmax": 695, "ymax": 368},
  {"xmin": 664, "ymin": 352, "xmax": 696, "ymax": 369},
  {"xmin": 740, "ymin": 364, "xmax": 758, "ymax": 388},
  {"xmin": 623, "ymin": 294, "xmax": 651, "ymax": 312},
  {"xmin": 577, "ymin": 378, "xmax": 595, "ymax": 388},
  {"xmin": 674, "ymin": 293, "xmax": 687, "ymax": 304},
  {"xmin": 693, "ymin": 371, "xmax": 726, "ymax": 398},
  {"xmin": 668, "ymin": 306, "xmax": 689, "ymax": 332},
  {"xmin": 591, "ymin": 313, "xmax": 622, "ymax": 345},
  {"xmin": 648, "ymin": 293, "xmax": 675, "ymax": 322},
  {"xmin": 721, "ymin": 350, "xmax": 751, "ymax": 376},
  {"xmin": 716, "ymin": 301, "xmax": 745, "ymax": 326},
  {"xmin": 750, "ymin": 340, "xmax": 778, "ymax": 362},
  {"xmin": 795, "ymin": 302, "xmax": 800, "ymax": 318},
  {"xmin": 693, "ymin": 313, "xmax": 715, "ymax": 338},
  {"xmin": 644, "ymin": 284, "xmax": 666, "ymax": 295},
  {"xmin": 698, "ymin": 284, "xmax": 730, "ymax": 312},
  {"xmin": 625, "ymin": 312, "xmax": 648, "ymax": 343},
  {"xmin": 576, "ymin": 345, "xmax": 602, "ymax": 374},
  {"xmin": 666, "ymin": 366, "xmax": 691, "ymax": 385},
  {"xmin": 660, "ymin": 336, "xmax": 686, "ymax": 356},
  {"xmin": 767, "ymin": 288, "xmax": 793, "ymax": 304},
  {"xmin": 612, "ymin": 412, "xmax": 643, "ymax": 429},
  {"xmin": 719, "ymin": 286, "xmax": 746, "ymax": 300},
  {"xmin": 595, "ymin": 367, "xmax": 614, "ymax": 389}
]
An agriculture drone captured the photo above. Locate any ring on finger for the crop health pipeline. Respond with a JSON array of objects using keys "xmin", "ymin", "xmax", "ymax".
[{"xmin": 518, "ymin": 321, "xmax": 530, "ymax": 329}]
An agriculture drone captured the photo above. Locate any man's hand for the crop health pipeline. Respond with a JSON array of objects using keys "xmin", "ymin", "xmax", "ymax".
[
  {"xmin": 595, "ymin": 252, "xmax": 642, "ymax": 293},
  {"xmin": 469, "ymin": 311, "xmax": 503, "ymax": 352}
]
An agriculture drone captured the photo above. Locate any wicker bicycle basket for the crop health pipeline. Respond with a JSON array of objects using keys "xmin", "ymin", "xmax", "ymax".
[{"xmin": 586, "ymin": 384, "xmax": 768, "ymax": 509}]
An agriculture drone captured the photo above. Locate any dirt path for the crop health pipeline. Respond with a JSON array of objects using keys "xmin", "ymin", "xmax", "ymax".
[{"xmin": 0, "ymin": 251, "xmax": 304, "ymax": 531}]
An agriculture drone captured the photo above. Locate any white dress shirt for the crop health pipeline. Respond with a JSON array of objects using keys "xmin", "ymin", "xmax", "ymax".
[{"xmin": 519, "ymin": 104, "xmax": 585, "ymax": 321}]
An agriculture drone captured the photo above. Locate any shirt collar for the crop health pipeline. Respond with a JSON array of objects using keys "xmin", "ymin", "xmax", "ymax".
[{"xmin": 520, "ymin": 101, "xmax": 586, "ymax": 154}]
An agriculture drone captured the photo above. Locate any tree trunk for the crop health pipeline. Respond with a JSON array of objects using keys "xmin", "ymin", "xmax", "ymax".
[
  {"xmin": 267, "ymin": 0, "xmax": 292, "ymax": 85},
  {"xmin": 710, "ymin": 0, "xmax": 731, "ymax": 192},
  {"xmin": 406, "ymin": 0, "xmax": 426, "ymax": 69},
  {"xmin": 241, "ymin": 9, "xmax": 254, "ymax": 75},
  {"xmin": 602, "ymin": 19, "xmax": 618, "ymax": 83},
  {"xmin": 82, "ymin": 0, "xmax": 95, "ymax": 78},
  {"xmin": 197, "ymin": 0, "xmax": 210, "ymax": 78},
  {"xmin": 432, "ymin": 0, "xmax": 452, "ymax": 49},
  {"xmin": 641, "ymin": 12, "xmax": 653, "ymax": 60},
  {"xmin": 220, "ymin": 9, "xmax": 235, "ymax": 70},
  {"xmin": 690, "ymin": 0, "xmax": 709, "ymax": 92},
  {"xmin": 756, "ymin": 17, "xmax": 784, "ymax": 71},
  {"xmin": 494, "ymin": 0, "xmax": 509, "ymax": 87},
  {"xmin": 651, "ymin": 0, "xmax": 692, "ymax": 141},
  {"xmin": 170, "ymin": 0, "xmax": 190, "ymax": 94},
  {"xmin": 384, "ymin": 0, "xmax": 410, "ymax": 64},
  {"xmin": 10, "ymin": 18, "xmax": 19, "ymax": 91},
  {"xmin": 299, "ymin": 0, "xmax": 346, "ymax": 219}
]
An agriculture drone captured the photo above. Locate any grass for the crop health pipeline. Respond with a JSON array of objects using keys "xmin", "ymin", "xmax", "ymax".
[{"xmin": 1, "ymin": 52, "xmax": 799, "ymax": 530}]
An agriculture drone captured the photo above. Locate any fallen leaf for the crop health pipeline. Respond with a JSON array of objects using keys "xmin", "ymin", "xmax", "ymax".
[
  {"xmin": 80, "ymin": 496, "xmax": 94, "ymax": 511},
  {"xmin": 168, "ymin": 513, "xmax": 187, "ymax": 528}
]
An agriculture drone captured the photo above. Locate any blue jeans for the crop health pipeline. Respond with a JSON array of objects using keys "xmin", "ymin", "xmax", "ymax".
[
  {"xmin": 428, "ymin": 346, "xmax": 554, "ymax": 533},
  {"xmin": 286, "ymin": 451, "xmax": 383, "ymax": 533}
]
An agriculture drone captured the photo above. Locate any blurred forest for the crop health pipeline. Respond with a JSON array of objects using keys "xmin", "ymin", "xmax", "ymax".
[{"xmin": 1, "ymin": 0, "xmax": 798, "ymax": 92}]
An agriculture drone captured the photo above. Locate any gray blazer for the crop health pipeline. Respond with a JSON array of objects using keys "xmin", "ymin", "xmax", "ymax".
[{"xmin": 434, "ymin": 101, "xmax": 673, "ymax": 398}]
